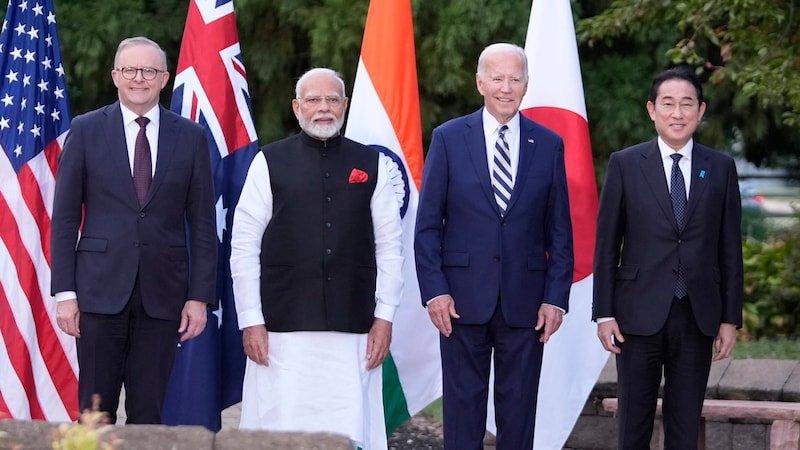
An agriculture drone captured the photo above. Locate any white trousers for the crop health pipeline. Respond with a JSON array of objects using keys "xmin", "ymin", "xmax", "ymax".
[{"xmin": 239, "ymin": 331, "xmax": 387, "ymax": 449}]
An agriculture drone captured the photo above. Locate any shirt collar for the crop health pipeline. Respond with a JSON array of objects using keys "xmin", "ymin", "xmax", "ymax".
[
  {"xmin": 657, "ymin": 136, "xmax": 693, "ymax": 162},
  {"xmin": 120, "ymin": 103, "xmax": 160, "ymax": 127},
  {"xmin": 482, "ymin": 107, "xmax": 520, "ymax": 138}
]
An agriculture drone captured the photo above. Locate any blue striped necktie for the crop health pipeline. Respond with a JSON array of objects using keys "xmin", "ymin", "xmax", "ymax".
[
  {"xmin": 670, "ymin": 153, "xmax": 688, "ymax": 298},
  {"xmin": 492, "ymin": 125, "xmax": 513, "ymax": 213}
]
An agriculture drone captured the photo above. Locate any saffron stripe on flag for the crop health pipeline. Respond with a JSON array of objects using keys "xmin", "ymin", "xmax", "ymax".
[{"xmin": 346, "ymin": 0, "xmax": 442, "ymax": 434}]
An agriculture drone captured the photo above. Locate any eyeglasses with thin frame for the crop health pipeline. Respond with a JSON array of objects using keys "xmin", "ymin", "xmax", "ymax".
[
  {"xmin": 116, "ymin": 66, "xmax": 165, "ymax": 81},
  {"xmin": 297, "ymin": 96, "xmax": 345, "ymax": 107},
  {"xmin": 655, "ymin": 101, "xmax": 698, "ymax": 113}
]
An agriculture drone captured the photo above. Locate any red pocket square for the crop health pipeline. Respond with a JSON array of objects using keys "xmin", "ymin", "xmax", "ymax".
[{"xmin": 349, "ymin": 168, "xmax": 368, "ymax": 183}]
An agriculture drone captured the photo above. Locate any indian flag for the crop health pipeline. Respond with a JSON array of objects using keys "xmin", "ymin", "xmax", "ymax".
[{"xmin": 344, "ymin": 0, "xmax": 442, "ymax": 434}]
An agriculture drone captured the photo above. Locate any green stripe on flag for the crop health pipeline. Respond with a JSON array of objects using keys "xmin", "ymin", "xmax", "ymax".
[{"xmin": 382, "ymin": 352, "xmax": 411, "ymax": 433}]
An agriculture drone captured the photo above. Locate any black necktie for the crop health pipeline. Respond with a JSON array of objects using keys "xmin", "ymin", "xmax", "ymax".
[
  {"xmin": 133, "ymin": 117, "xmax": 151, "ymax": 206},
  {"xmin": 670, "ymin": 153, "xmax": 688, "ymax": 298}
]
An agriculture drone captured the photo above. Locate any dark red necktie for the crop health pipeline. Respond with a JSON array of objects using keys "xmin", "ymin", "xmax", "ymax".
[{"xmin": 133, "ymin": 116, "xmax": 151, "ymax": 206}]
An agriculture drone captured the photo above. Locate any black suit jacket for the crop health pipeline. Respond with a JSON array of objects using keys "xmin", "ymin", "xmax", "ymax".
[
  {"xmin": 51, "ymin": 102, "xmax": 217, "ymax": 320},
  {"xmin": 592, "ymin": 139, "xmax": 743, "ymax": 336}
]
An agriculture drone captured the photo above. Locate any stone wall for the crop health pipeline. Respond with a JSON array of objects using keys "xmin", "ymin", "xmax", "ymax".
[
  {"xmin": 0, "ymin": 420, "xmax": 352, "ymax": 450},
  {"xmin": 565, "ymin": 357, "xmax": 800, "ymax": 450}
]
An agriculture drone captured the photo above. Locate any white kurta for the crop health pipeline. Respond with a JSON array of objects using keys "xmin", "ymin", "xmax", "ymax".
[
  {"xmin": 230, "ymin": 146, "xmax": 404, "ymax": 449},
  {"xmin": 239, "ymin": 332, "xmax": 384, "ymax": 448}
]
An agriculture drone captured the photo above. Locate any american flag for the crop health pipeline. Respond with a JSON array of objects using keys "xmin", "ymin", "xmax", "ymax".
[
  {"xmin": 0, "ymin": 0, "xmax": 78, "ymax": 421},
  {"xmin": 161, "ymin": 0, "xmax": 258, "ymax": 431}
]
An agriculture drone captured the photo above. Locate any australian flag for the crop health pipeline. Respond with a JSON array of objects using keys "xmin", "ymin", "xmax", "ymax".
[{"xmin": 161, "ymin": 0, "xmax": 258, "ymax": 431}]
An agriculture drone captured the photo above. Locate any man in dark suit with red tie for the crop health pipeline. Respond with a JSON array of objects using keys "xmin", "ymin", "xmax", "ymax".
[
  {"xmin": 415, "ymin": 43, "xmax": 574, "ymax": 450},
  {"xmin": 593, "ymin": 66, "xmax": 744, "ymax": 449},
  {"xmin": 51, "ymin": 36, "xmax": 216, "ymax": 424}
]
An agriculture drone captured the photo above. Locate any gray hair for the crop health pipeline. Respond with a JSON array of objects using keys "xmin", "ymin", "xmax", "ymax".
[
  {"xmin": 113, "ymin": 36, "xmax": 168, "ymax": 71},
  {"xmin": 295, "ymin": 68, "xmax": 346, "ymax": 98},
  {"xmin": 477, "ymin": 43, "xmax": 528, "ymax": 80}
]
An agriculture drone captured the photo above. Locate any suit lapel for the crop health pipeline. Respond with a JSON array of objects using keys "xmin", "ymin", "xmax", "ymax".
[
  {"xmin": 638, "ymin": 140, "xmax": 679, "ymax": 231},
  {"xmin": 102, "ymin": 102, "xmax": 141, "ymax": 208},
  {"xmin": 684, "ymin": 144, "xmax": 711, "ymax": 225},
  {"xmin": 464, "ymin": 110, "xmax": 503, "ymax": 215},
  {"xmin": 505, "ymin": 113, "xmax": 534, "ymax": 214},
  {"xmin": 146, "ymin": 106, "xmax": 177, "ymax": 206}
]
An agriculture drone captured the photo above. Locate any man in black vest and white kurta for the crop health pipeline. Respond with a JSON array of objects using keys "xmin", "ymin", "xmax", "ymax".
[{"xmin": 230, "ymin": 68, "xmax": 404, "ymax": 449}]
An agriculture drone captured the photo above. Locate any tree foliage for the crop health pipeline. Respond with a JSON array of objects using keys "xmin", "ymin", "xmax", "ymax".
[
  {"xmin": 6, "ymin": 0, "xmax": 797, "ymax": 169},
  {"xmin": 578, "ymin": 0, "xmax": 800, "ymax": 168}
]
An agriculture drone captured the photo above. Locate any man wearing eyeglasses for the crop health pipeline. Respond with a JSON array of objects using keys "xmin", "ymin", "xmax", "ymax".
[
  {"xmin": 51, "ymin": 36, "xmax": 217, "ymax": 424},
  {"xmin": 593, "ymin": 66, "xmax": 743, "ymax": 449},
  {"xmin": 230, "ymin": 67, "xmax": 403, "ymax": 449}
]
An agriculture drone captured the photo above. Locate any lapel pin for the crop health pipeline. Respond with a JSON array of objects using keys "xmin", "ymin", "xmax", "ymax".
[
  {"xmin": 699, "ymin": 170, "xmax": 706, "ymax": 178},
  {"xmin": 527, "ymin": 138, "xmax": 534, "ymax": 144}
]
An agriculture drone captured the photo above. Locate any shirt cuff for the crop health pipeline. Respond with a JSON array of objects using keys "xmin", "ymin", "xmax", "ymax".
[
  {"xmin": 426, "ymin": 294, "xmax": 450, "ymax": 306},
  {"xmin": 543, "ymin": 302, "xmax": 566, "ymax": 314},
  {"xmin": 374, "ymin": 302, "xmax": 397, "ymax": 323},
  {"xmin": 595, "ymin": 317, "xmax": 615, "ymax": 323},
  {"xmin": 55, "ymin": 291, "xmax": 77, "ymax": 302},
  {"xmin": 237, "ymin": 309, "xmax": 266, "ymax": 330}
]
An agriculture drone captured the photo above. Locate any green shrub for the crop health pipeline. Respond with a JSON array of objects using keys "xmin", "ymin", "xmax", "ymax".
[
  {"xmin": 52, "ymin": 395, "xmax": 119, "ymax": 450},
  {"xmin": 741, "ymin": 218, "xmax": 800, "ymax": 339},
  {"xmin": 741, "ymin": 206, "xmax": 768, "ymax": 241}
]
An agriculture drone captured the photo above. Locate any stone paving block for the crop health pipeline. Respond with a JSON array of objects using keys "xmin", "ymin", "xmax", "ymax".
[
  {"xmin": 593, "ymin": 355, "xmax": 617, "ymax": 399},
  {"xmin": 114, "ymin": 424, "xmax": 215, "ymax": 450},
  {"xmin": 564, "ymin": 415, "xmax": 616, "ymax": 450},
  {"xmin": 706, "ymin": 358, "xmax": 732, "ymax": 398},
  {"xmin": 784, "ymin": 363, "xmax": 800, "ymax": 402},
  {"xmin": 718, "ymin": 359, "xmax": 798, "ymax": 401},
  {"xmin": 214, "ymin": 429, "xmax": 351, "ymax": 450},
  {"xmin": 0, "ymin": 419, "xmax": 57, "ymax": 450},
  {"xmin": 706, "ymin": 421, "xmax": 734, "ymax": 450},
  {"xmin": 770, "ymin": 420, "xmax": 800, "ymax": 450},
  {"xmin": 731, "ymin": 423, "xmax": 768, "ymax": 450}
]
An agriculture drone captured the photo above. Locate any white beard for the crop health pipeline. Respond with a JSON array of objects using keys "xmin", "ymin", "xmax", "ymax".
[{"xmin": 300, "ymin": 114, "xmax": 342, "ymax": 140}]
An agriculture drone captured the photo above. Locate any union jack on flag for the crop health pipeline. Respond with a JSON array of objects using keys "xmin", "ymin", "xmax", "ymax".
[
  {"xmin": 162, "ymin": 0, "xmax": 258, "ymax": 431},
  {"xmin": 0, "ymin": 0, "xmax": 78, "ymax": 421}
]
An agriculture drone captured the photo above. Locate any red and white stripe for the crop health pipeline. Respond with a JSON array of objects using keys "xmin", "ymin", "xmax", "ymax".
[{"xmin": 0, "ymin": 131, "xmax": 78, "ymax": 421}]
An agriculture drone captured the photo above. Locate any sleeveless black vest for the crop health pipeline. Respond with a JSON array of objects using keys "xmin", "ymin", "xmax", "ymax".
[{"xmin": 259, "ymin": 132, "xmax": 379, "ymax": 333}]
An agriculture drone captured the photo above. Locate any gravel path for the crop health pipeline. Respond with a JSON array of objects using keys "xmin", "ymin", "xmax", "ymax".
[{"xmin": 388, "ymin": 414, "xmax": 443, "ymax": 450}]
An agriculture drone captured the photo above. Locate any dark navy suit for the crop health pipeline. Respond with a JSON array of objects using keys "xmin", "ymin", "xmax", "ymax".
[
  {"xmin": 415, "ymin": 108, "xmax": 573, "ymax": 449},
  {"xmin": 51, "ymin": 102, "xmax": 216, "ymax": 422},
  {"xmin": 593, "ymin": 140, "xmax": 743, "ymax": 448}
]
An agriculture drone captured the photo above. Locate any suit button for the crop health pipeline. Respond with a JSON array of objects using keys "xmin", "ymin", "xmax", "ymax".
[
  {"xmin": 325, "ymin": 172, "xmax": 331, "ymax": 178},
  {"xmin": 493, "ymin": 256, "xmax": 500, "ymax": 262},
  {"xmin": 500, "ymin": 220, "xmax": 506, "ymax": 226},
  {"xmin": 134, "ymin": 240, "xmax": 140, "ymax": 247},
  {"xmin": 326, "ymin": 196, "xmax": 332, "ymax": 203},
  {"xmin": 325, "ymin": 248, "xmax": 332, "ymax": 255},
  {"xmin": 139, "ymin": 212, "xmax": 145, "ymax": 218},
  {"xmin": 325, "ymin": 222, "xmax": 332, "ymax": 229}
]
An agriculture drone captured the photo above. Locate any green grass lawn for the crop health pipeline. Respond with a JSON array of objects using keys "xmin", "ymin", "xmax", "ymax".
[
  {"xmin": 732, "ymin": 337, "xmax": 800, "ymax": 360},
  {"xmin": 418, "ymin": 338, "xmax": 799, "ymax": 422}
]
